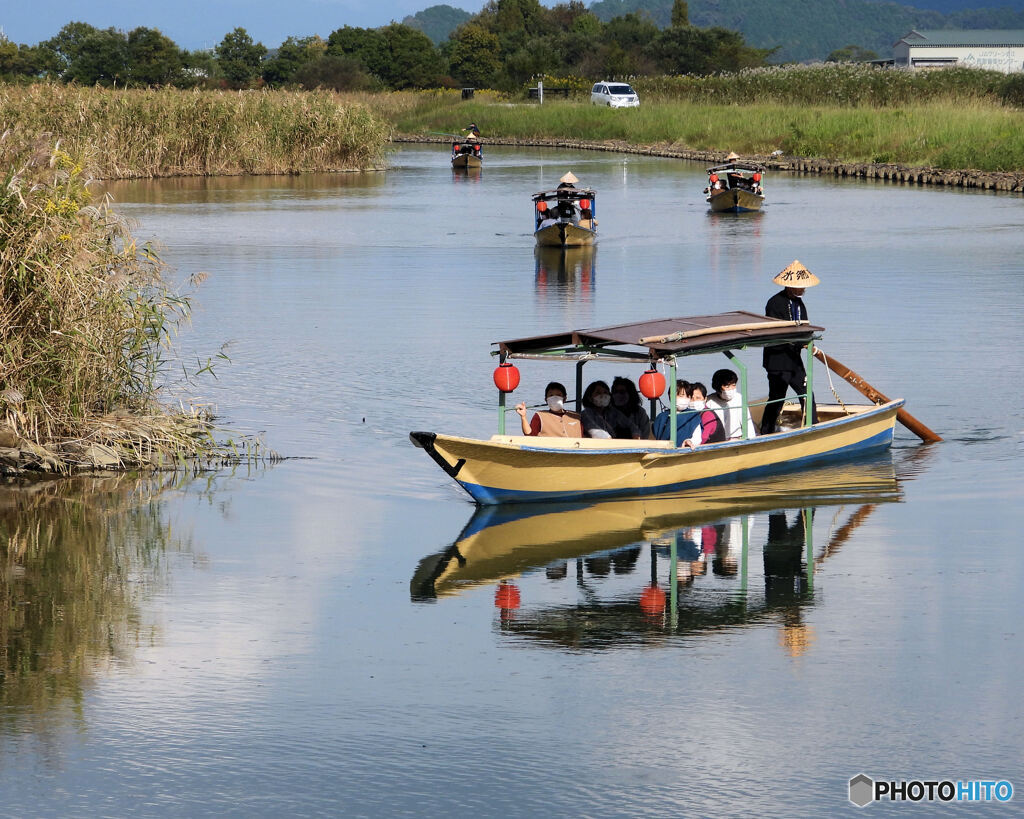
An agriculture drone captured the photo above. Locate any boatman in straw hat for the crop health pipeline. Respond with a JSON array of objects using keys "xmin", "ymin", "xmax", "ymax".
[{"xmin": 760, "ymin": 260, "xmax": 820, "ymax": 435}]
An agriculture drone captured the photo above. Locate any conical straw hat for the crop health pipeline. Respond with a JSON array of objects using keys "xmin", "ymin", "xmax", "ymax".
[
  {"xmin": 772, "ymin": 260, "xmax": 820, "ymax": 287},
  {"xmin": 559, "ymin": 172, "xmax": 579, "ymax": 185},
  {"xmin": 725, "ymin": 151, "xmax": 740, "ymax": 161}
]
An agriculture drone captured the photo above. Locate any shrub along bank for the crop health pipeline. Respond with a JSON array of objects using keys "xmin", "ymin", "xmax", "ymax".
[{"xmin": 0, "ymin": 131, "xmax": 262, "ymax": 473}]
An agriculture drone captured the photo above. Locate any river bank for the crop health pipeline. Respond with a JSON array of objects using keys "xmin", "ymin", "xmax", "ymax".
[{"xmin": 395, "ymin": 134, "xmax": 1024, "ymax": 193}]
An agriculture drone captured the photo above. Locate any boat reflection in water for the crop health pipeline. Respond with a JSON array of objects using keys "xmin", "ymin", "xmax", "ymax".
[
  {"xmin": 534, "ymin": 245, "xmax": 595, "ymax": 296},
  {"xmin": 411, "ymin": 456, "xmax": 901, "ymax": 652}
]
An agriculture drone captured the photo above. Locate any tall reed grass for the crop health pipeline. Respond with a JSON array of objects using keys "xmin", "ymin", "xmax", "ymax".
[
  {"xmin": 0, "ymin": 130, "xmax": 258, "ymax": 469},
  {"xmin": 0, "ymin": 84, "xmax": 393, "ymax": 178},
  {"xmin": 632, "ymin": 63, "xmax": 1024, "ymax": 108}
]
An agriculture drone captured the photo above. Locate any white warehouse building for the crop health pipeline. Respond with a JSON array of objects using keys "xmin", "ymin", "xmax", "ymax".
[{"xmin": 893, "ymin": 30, "xmax": 1024, "ymax": 72}]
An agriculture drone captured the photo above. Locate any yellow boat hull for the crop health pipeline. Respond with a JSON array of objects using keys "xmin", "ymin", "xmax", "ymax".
[
  {"xmin": 534, "ymin": 222, "xmax": 597, "ymax": 247},
  {"xmin": 708, "ymin": 188, "xmax": 764, "ymax": 213},
  {"xmin": 411, "ymin": 400, "xmax": 902, "ymax": 505}
]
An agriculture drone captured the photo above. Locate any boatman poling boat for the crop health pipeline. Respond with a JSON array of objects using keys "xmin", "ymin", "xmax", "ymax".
[
  {"xmin": 533, "ymin": 172, "xmax": 597, "ymax": 248},
  {"xmin": 706, "ymin": 152, "xmax": 765, "ymax": 213},
  {"xmin": 411, "ymin": 302, "xmax": 940, "ymax": 505}
]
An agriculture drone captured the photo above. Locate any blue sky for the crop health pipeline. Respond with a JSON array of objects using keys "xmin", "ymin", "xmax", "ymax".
[{"xmin": 1, "ymin": 0, "xmax": 490, "ymax": 50}]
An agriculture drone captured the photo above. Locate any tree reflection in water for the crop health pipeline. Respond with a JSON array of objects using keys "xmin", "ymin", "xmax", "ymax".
[{"xmin": 0, "ymin": 474, "xmax": 191, "ymax": 731}]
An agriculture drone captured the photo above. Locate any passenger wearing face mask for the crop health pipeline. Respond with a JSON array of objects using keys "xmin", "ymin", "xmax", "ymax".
[
  {"xmin": 610, "ymin": 377, "xmax": 652, "ymax": 439},
  {"xmin": 515, "ymin": 381, "xmax": 582, "ymax": 437},
  {"xmin": 581, "ymin": 380, "xmax": 641, "ymax": 440},
  {"xmin": 688, "ymin": 382, "xmax": 724, "ymax": 445},
  {"xmin": 705, "ymin": 369, "xmax": 758, "ymax": 441},
  {"xmin": 652, "ymin": 380, "xmax": 703, "ymax": 448}
]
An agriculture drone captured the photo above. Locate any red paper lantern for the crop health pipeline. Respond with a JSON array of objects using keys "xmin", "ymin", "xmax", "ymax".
[
  {"xmin": 753, "ymin": 172, "xmax": 762, "ymax": 182},
  {"xmin": 639, "ymin": 585, "xmax": 666, "ymax": 614},
  {"xmin": 495, "ymin": 582, "xmax": 521, "ymax": 610},
  {"xmin": 709, "ymin": 174, "xmax": 719, "ymax": 183},
  {"xmin": 578, "ymin": 199, "xmax": 590, "ymax": 209},
  {"xmin": 536, "ymin": 200, "xmax": 547, "ymax": 212},
  {"xmin": 493, "ymin": 362, "xmax": 521, "ymax": 393},
  {"xmin": 453, "ymin": 144, "xmax": 460, "ymax": 151},
  {"xmin": 639, "ymin": 368, "xmax": 666, "ymax": 399}
]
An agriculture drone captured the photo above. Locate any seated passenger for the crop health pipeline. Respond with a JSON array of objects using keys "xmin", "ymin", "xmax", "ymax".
[
  {"xmin": 704, "ymin": 369, "xmax": 757, "ymax": 440},
  {"xmin": 581, "ymin": 380, "xmax": 640, "ymax": 439},
  {"xmin": 688, "ymin": 382, "xmax": 725, "ymax": 445},
  {"xmin": 653, "ymin": 380, "xmax": 703, "ymax": 448},
  {"xmin": 515, "ymin": 382, "xmax": 582, "ymax": 437},
  {"xmin": 611, "ymin": 376, "xmax": 652, "ymax": 439}
]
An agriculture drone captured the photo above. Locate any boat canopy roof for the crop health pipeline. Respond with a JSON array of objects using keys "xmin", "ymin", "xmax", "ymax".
[
  {"xmin": 495, "ymin": 311, "xmax": 824, "ymax": 361},
  {"xmin": 532, "ymin": 188, "xmax": 596, "ymax": 200},
  {"xmin": 707, "ymin": 162, "xmax": 764, "ymax": 174}
]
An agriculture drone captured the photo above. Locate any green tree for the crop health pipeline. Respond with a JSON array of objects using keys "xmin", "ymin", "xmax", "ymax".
[
  {"xmin": 326, "ymin": 26, "xmax": 389, "ymax": 80},
  {"xmin": 180, "ymin": 49, "xmax": 218, "ymax": 86},
  {"xmin": 215, "ymin": 27, "xmax": 267, "ymax": 86},
  {"xmin": 64, "ymin": 27, "xmax": 129, "ymax": 85},
  {"xmin": 293, "ymin": 54, "xmax": 380, "ymax": 91},
  {"xmin": 262, "ymin": 35, "xmax": 325, "ymax": 86},
  {"xmin": 446, "ymin": 23, "xmax": 502, "ymax": 87},
  {"xmin": 126, "ymin": 27, "xmax": 183, "ymax": 86},
  {"xmin": 378, "ymin": 24, "xmax": 445, "ymax": 89},
  {"xmin": 671, "ymin": 0, "xmax": 689, "ymax": 27},
  {"xmin": 39, "ymin": 21, "xmax": 102, "ymax": 77}
]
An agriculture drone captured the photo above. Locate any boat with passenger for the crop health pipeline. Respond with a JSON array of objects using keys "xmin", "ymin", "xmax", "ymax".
[
  {"xmin": 532, "ymin": 172, "xmax": 597, "ymax": 248},
  {"xmin": 706, "ymin": 152, "xmax": 765, "ymax": 213},
  {"xmin": 451, "ymin": 140, "xmax": 482, "ymax": 169},
  {"xmin": 411, "ymin": 308, "xmax": 913, "ymax": 505}
]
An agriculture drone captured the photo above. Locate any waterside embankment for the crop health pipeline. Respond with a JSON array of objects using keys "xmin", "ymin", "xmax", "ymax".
[{"xmin": 395, "ymin": 135, "xmax": 1024, "ymax": 193}]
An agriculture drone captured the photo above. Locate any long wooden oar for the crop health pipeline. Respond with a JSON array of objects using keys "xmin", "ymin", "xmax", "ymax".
[{"xmin": 813, "ymin": 348, "xmax": 942, "ymax": 443}]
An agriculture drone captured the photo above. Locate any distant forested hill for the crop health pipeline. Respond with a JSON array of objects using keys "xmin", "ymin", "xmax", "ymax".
[
  {"xmin": 587, "ymin": 0, "xmax": 1024, "ymax": 61},
  {"xmin": 402, "ymin": 4, "xmax": 473, "ymax": 44}
]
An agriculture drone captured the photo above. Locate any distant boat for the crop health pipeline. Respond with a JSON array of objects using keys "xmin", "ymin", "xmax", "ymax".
[
  {"xmin": 451, "ymin": 139, "xmax": 482, "ymax": 169},
  {"xmin": 532, "ymin": 184, "xmax": 597, "ymax": 247},
  {"xmin": 706, "ymin": 158, "xmax": 765, "ymax": 213}
]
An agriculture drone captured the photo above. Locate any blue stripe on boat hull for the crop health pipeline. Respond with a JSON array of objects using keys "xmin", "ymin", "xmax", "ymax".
[{"xmin": 459, "ymin": 427, "xmax": 894, "ymax": 505}]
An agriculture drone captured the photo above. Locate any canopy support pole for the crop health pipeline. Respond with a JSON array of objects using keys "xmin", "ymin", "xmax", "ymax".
[{"xmin": 725, "ymin": 352, "xmax": 750, "ymax": 439}]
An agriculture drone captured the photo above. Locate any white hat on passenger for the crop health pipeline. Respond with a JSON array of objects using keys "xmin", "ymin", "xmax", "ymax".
[{"xmin": 559, "ymin": 172, "xmax": 579, "ymax": 185}]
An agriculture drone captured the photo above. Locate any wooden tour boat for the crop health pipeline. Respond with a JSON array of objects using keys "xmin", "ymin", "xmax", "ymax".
[
  {"xmin": 451, "ymin": 139, "xmax": 482, "ymax": 169},
  {"xmin": 411, "ymin": 311, "xmax": 936, "ymax": 505},
  {"xmin": 706, "ymin": 154, "xmax": 765, "ymax": 213},
  {"xmin": 532, "ymin": 172, "xmax": 597, "ymax": 248}
]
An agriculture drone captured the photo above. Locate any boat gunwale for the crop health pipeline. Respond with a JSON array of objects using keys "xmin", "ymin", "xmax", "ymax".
[{"xmin": 428, "ymin": 399, "xmax": 904, "ymax": 457}]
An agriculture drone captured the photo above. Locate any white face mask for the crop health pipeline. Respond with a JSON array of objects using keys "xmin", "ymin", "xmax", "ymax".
[
  {"xmin": 546, "ymin": 396, "xmax": 565, "ymax": 412},
  {"xmin": 721, "ymin": 388, "xmax": 736, "ymax": 401},
  {"xmin": 592, "ymin": 394, "xmax": 611, "ymax": 408},
  {"xmin": 690, "ymin": 400, "xmax": 705, "ymax": 411},
  {"xmin": 675, "ymin": 397, "xmax": 689, "ymax": 411}
]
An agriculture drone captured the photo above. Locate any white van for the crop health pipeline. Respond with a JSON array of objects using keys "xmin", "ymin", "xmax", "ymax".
[{"xmin": 590, "ymin": 82, "xmax": 640, "ymax": 108}]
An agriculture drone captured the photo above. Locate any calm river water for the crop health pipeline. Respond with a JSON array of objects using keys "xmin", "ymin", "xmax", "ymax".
[{"xmin": 2, "ymin": 145, "xmax": 1023, "ymax": 816}]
